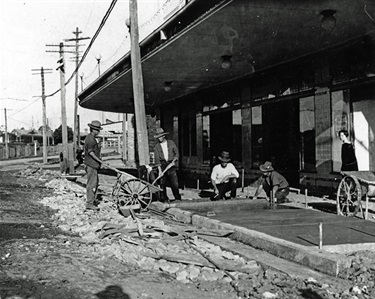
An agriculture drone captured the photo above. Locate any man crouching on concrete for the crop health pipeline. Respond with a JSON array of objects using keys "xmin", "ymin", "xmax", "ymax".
[
  {"xmin": 210, "ymin": 151, "xmax": 239, "ymax": 200},
  {"xmin": 252, "ymin": 161, "xmax": 289, "ymax": 203}
]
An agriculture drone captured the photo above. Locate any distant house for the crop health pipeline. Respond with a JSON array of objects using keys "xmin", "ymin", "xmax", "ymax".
[{"xmin": 10, "ymin": 128, "xmax": 53, "ymax": 145}]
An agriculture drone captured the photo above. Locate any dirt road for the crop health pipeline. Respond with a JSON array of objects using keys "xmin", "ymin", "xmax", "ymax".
[{"xmin": 0, "ymin": 165, "xmax": 374, "ymax": 299}]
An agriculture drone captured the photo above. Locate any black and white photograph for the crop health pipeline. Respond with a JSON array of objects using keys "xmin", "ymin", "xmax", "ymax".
[{"xmin": 1, "ymin": 0, "xmax": 375, "ymax": 298}]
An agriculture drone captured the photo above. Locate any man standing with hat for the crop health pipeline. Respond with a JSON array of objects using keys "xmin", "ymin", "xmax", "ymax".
[
  {"xmin": 153, "ymin": 128, "xmax": 181, "ymax": 201},
  {"xmin": 84, "ymin": 120, "xmax": 106, "ymax": 211},
  {"xmin": 252, "ymin": 161, "xmax": 289, "ymax": 203},
  {"xmin": 210, "ymin": 151, "xmax": 239, "ymax": 200}
]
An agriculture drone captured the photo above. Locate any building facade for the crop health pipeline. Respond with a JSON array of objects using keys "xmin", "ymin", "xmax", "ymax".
[
  {"xmin": 159, "ymin": 36, "xmax": 375, "ymax": 195},
  {"xmin": 78, "ymin": 0, "xmax": 375, "ymax": 196}
]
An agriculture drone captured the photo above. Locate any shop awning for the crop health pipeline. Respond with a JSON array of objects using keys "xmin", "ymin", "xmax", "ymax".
[{"xmin": 78, "ymin": 0, "xmax": 375, "ymax": 113}]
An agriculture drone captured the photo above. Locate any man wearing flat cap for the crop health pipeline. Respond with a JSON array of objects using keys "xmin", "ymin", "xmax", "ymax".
[
  {"xmin": 252, "ymin": 161, "xmax": 289, "ymax": 203},
  {"xmin": 210, "ymin": 151, "xmax": 239, "ymax": 200},
  {"xmin": 84, "ymin": 120, "xmax": 106, "ymax": 211},
  {"xmin": 153, "ymin": 128, "xmax": 181, "ymax": 201}
]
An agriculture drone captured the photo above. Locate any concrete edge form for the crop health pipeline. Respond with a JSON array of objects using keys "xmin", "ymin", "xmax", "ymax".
[
  {"xmin": 198, "ymin": 235, "xmax": 350, "ymax": 286},
  {"xmin": 151, "ymin": 203, "xmax": 352, "ymax": 277},
  {"xmin": 323, "ymin": 243, "xmax": 375, "ymax": 254}
]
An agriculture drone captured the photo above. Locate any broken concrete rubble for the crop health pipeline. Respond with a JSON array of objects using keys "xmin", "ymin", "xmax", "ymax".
[
  {"xmin": 38, "ymin": 171, "xmax": 263, "ymax": 288},
  {"xmin": 4, "ymin": 166, "xmax": 375, "ymax": 298}
]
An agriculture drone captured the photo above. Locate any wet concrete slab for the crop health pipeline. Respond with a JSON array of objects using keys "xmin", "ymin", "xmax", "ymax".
[
  {"xmin": 180, "ymin": 199, "xmax": 375, "ymax": 247},
  {"xmin": 151, "ymin": 199, "xmax": 375, "ymax": 276}
]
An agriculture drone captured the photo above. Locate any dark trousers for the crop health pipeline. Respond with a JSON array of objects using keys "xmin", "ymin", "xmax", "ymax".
[
  {"xmin": 263, "ymin": 184, "xmax": 290, "ymax": 203},
  {"xmin": 160, "ymin": 163, "xmax": 181, "ymax": 201},
  {"xmin": 86, "ymin": 166, "xmax": 98, "ymax": 205},
  {"xmin": 213, "ymin": 178, "xmax": 237, "ymax": 200},
  {"xmin": 148, "ymin": 168, "xmax": 162, "ymax": 202}
]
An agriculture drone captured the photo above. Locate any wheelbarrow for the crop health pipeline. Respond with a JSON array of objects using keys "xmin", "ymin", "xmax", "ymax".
[
  {"xmin": 336, "ymin": 171, "xmax": 375, "ymax": 219},
  {"xmin": 105, "ymin": 160, "xmax": 176, "ymax": 212}
]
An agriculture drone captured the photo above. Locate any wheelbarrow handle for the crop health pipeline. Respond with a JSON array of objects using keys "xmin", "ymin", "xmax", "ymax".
[{"xmin": 103, "ymin": 163, "xmax": 127, "ymax": 175}]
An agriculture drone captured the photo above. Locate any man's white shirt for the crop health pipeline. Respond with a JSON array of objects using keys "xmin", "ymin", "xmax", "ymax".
[
  {"xmin": 160, "ymin": 141, "xmax": 169, "ymax": 161},
  {"xmin": 211, "ymin": 163, "xmax": 239, "ymax": 184}
]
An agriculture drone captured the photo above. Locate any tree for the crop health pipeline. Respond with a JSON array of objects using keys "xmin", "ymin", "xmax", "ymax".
[
  {"xmin": 38, "ymin": 125, "xmax": 52, "ymax": 132},
  {"xmin": 29, "ymin": 128, "xmax": 37, "ymax": 142},
  {"xmin": 53, "ymin": 125, "xmax": 74, "ymax": 144}
]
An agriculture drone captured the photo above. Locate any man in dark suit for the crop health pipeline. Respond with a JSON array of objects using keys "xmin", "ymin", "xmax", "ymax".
[{"xmin": 153, "ymin": 128, "xmax": 181, "ymax": 201}]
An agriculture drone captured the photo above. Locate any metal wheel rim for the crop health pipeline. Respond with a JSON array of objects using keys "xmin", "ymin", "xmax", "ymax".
[
  {"xmin": 116, "ymin": 178, "xmax": 152, "ymax": 210},
  {"xmin": 336, "ymin": 175, "xmax": 362, "ymax": 217}
]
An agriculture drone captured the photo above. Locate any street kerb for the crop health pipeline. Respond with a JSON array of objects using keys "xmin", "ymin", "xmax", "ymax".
[{"xmin": 152, "ymin": 203, "xmax": 352, "ymax": 277}]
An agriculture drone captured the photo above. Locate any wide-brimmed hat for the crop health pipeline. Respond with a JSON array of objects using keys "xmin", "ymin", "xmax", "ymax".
[
  {"xmin": 88, "ymin": 120, "xmax": 103, "ymax": 131},
  {"xmin": 154, "ymin": 128, "xmax": 168, "ymax": 138},
  {"xmin": 218, "ymin": 151, "xmax": 231, "ymax": 162},
  {"xmin": 260, "ymin": 161, "xmax": 274, "ymax": 172}
]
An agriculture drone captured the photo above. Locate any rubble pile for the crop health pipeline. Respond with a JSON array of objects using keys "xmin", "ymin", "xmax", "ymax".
[
  {"xmin": 17, "ymin": 170, "xmax": 372, "ymax": 298},
  {"xmin": 15, "ymin": 166, "xmax": 59, "ymax": 182},
  {"xmin": 338, "ymin": 251, "xmax": 375, "ymax": 298},
  {"xmin": 40, "ymin": 175, "xmax": 262, "ymax": 285}
]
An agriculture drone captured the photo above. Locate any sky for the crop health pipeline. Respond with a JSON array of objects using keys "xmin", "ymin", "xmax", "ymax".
[{"xmin": 0, "ymin": 0, "xmax": 163, "ymax": 132}]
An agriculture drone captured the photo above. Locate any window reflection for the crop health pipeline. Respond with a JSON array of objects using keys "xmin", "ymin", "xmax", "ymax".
[
  {"xmin": 299, "ymin": 96, "xmax": 316, "ymax": 171},
  {"xmin": 251, "ymin": 106, "xmax": 262, "ymax": 168},
  {"xmin": 202, "ymin": 115, "xmax": 210, "ymax": 164},
  {"xmin": 182, "ymin": 115, "xmax": 197, "ymax": 157}
]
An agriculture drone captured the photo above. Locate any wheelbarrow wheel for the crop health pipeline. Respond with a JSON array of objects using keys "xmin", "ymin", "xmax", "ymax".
[
  {"xmin": 116, "ymin": 178, "xmax": 152, "ymax": 211},
  {"xmin": 336, "ymin": 175, "xmax": 363, "ymax": 217}
]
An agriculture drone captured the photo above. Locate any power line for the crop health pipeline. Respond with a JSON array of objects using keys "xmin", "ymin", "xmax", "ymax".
[
  {"xmin": 8, "ymin": 97, "xmax": 40, "ymax": 117},
  {"xmin": 84, "ymin": 0, "xmax": 97, "ymax": 32},
  {"xmin": 8, "ymin": 116, "xmax": 32, "ymax": 127},
  {"xmin": 0, "ymin": 97, "xmax": 28, "ymax": 101},
  {"xmin": 45, "ymin": 0, "xmax": 118, "ymax": 98}
]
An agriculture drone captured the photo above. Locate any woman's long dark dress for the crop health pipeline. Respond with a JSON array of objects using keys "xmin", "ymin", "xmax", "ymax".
[{"xmin": 341, "ymin": 142, "xmax": 358, "ymax": 171}]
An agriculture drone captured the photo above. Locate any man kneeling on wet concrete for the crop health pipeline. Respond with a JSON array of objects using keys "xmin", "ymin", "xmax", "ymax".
[
  {"xmin": 210, "ymin": 151, "xmax": 239, "ymax": 200},
  {"xmin": 252, "ymin": 161, "xmax": 289, "ymax": 203}
]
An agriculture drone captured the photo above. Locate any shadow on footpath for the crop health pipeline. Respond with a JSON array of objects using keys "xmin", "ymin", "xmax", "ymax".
[
  {"xmin": 96, "ymin": 285, "xmax": 131, "ymax": 299},
  {"xmin": 0, "ymin": 278, "xmax": 89, "ymax": 299}
]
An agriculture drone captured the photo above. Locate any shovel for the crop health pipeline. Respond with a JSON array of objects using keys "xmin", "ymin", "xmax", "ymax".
[{"xmin": 151, "ymin": 159, "xmax": 177, "ymax": 185}]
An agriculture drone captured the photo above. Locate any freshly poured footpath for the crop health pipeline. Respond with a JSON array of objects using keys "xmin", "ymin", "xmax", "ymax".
[
  {"xmin": 182, "ymin": 199, "xmax": 375, "ymax": 247},
  {"xmin": 157, "ymin": 198, "xmax": 375, "ymax": 276}
]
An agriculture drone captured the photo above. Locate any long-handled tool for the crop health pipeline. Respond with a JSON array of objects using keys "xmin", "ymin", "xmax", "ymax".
[
  {"xmin": 103, "ymin": 163, "xmax": 128, "ymax": 176},
  {"xmin": 151, "ymin": 159, "xmax": 177, "ymax": 185}
]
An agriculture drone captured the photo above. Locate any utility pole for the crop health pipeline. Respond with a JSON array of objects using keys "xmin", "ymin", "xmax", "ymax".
[
  {"xmin": 32, "ymin": 67, "xmax": 52, "ymax": 164},
  {"xmin": 4, "ymin": 108, "xmax": 9, "ymax": 159},
  {"xmin": 46, "ymin": 42, "xmax": 75, "ymax": 173},
  {"xmin": 122, "ymin": 113, "xmax": 127, "ymax": 161},
  {"xmin": 64, "ymin": 28, "xmax": 90, "ymax": 155},
  {"xmin": 129, "ymin": 0, "xmax": 150, "ymax": 166},
  {"xmin": 59, "ymin": 42, "xmax": 68, "ymax": 171},
  {"xmin": 95, "ymin": 53, "xmax": 106, "ymax": 149}
]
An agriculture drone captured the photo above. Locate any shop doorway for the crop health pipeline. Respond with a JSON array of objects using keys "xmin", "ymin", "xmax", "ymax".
[
  {"xmin": 210, "ymin": 110, "xmax": 242, "ymax": 165},
  {"xmin": 262, "ymin": 100, "xmax": 300, "ymax": 186}
]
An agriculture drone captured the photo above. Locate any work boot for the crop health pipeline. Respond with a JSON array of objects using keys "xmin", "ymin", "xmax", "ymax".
[{"xmin": 85, "ymin": 204, "xmax": 99, "ymax": 211}]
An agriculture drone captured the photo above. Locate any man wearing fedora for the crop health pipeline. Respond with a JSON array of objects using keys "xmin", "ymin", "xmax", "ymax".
[
  {"xmin": 153, "ymin": 128, "xmax": 181, "ymax": 201},
  {"xmin": 84, "ymin": 120, "xmax": 106, "ymax": 211},
  {"xmin": 210, "ymin": 151, "xmax": 239, "ymax": 200},
  {"xmin": 252, "ymin": 161, "xmax": 290, "ymax": 203}
]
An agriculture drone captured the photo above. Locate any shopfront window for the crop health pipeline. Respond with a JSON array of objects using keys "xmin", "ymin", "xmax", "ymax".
[
  {"xmin": 332, "ymin": 90, "xmax": 350, "ymax": 172},
  {"xmin": 209, "ymin": 108, "xmax": 242, "ymax": 164},
  {"xmin": 300, "ymin": 96, "xmax": 316, "ymax": 171},
  {"xmin": 202, "ymin": 115, "xmax": 210, "ymax": 164},
  {"xmin": 181, "ymin": 115, "xmax": 197, "ymax": 157},
  {"xmin": 251, "ymin": 106, "xmax": 262, "ymax": 168}
]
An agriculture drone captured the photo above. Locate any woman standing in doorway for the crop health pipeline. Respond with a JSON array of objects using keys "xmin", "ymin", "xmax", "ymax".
[{"xmin": 339, "ymin": 129, "xmax": 358, "ymax": 171}]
